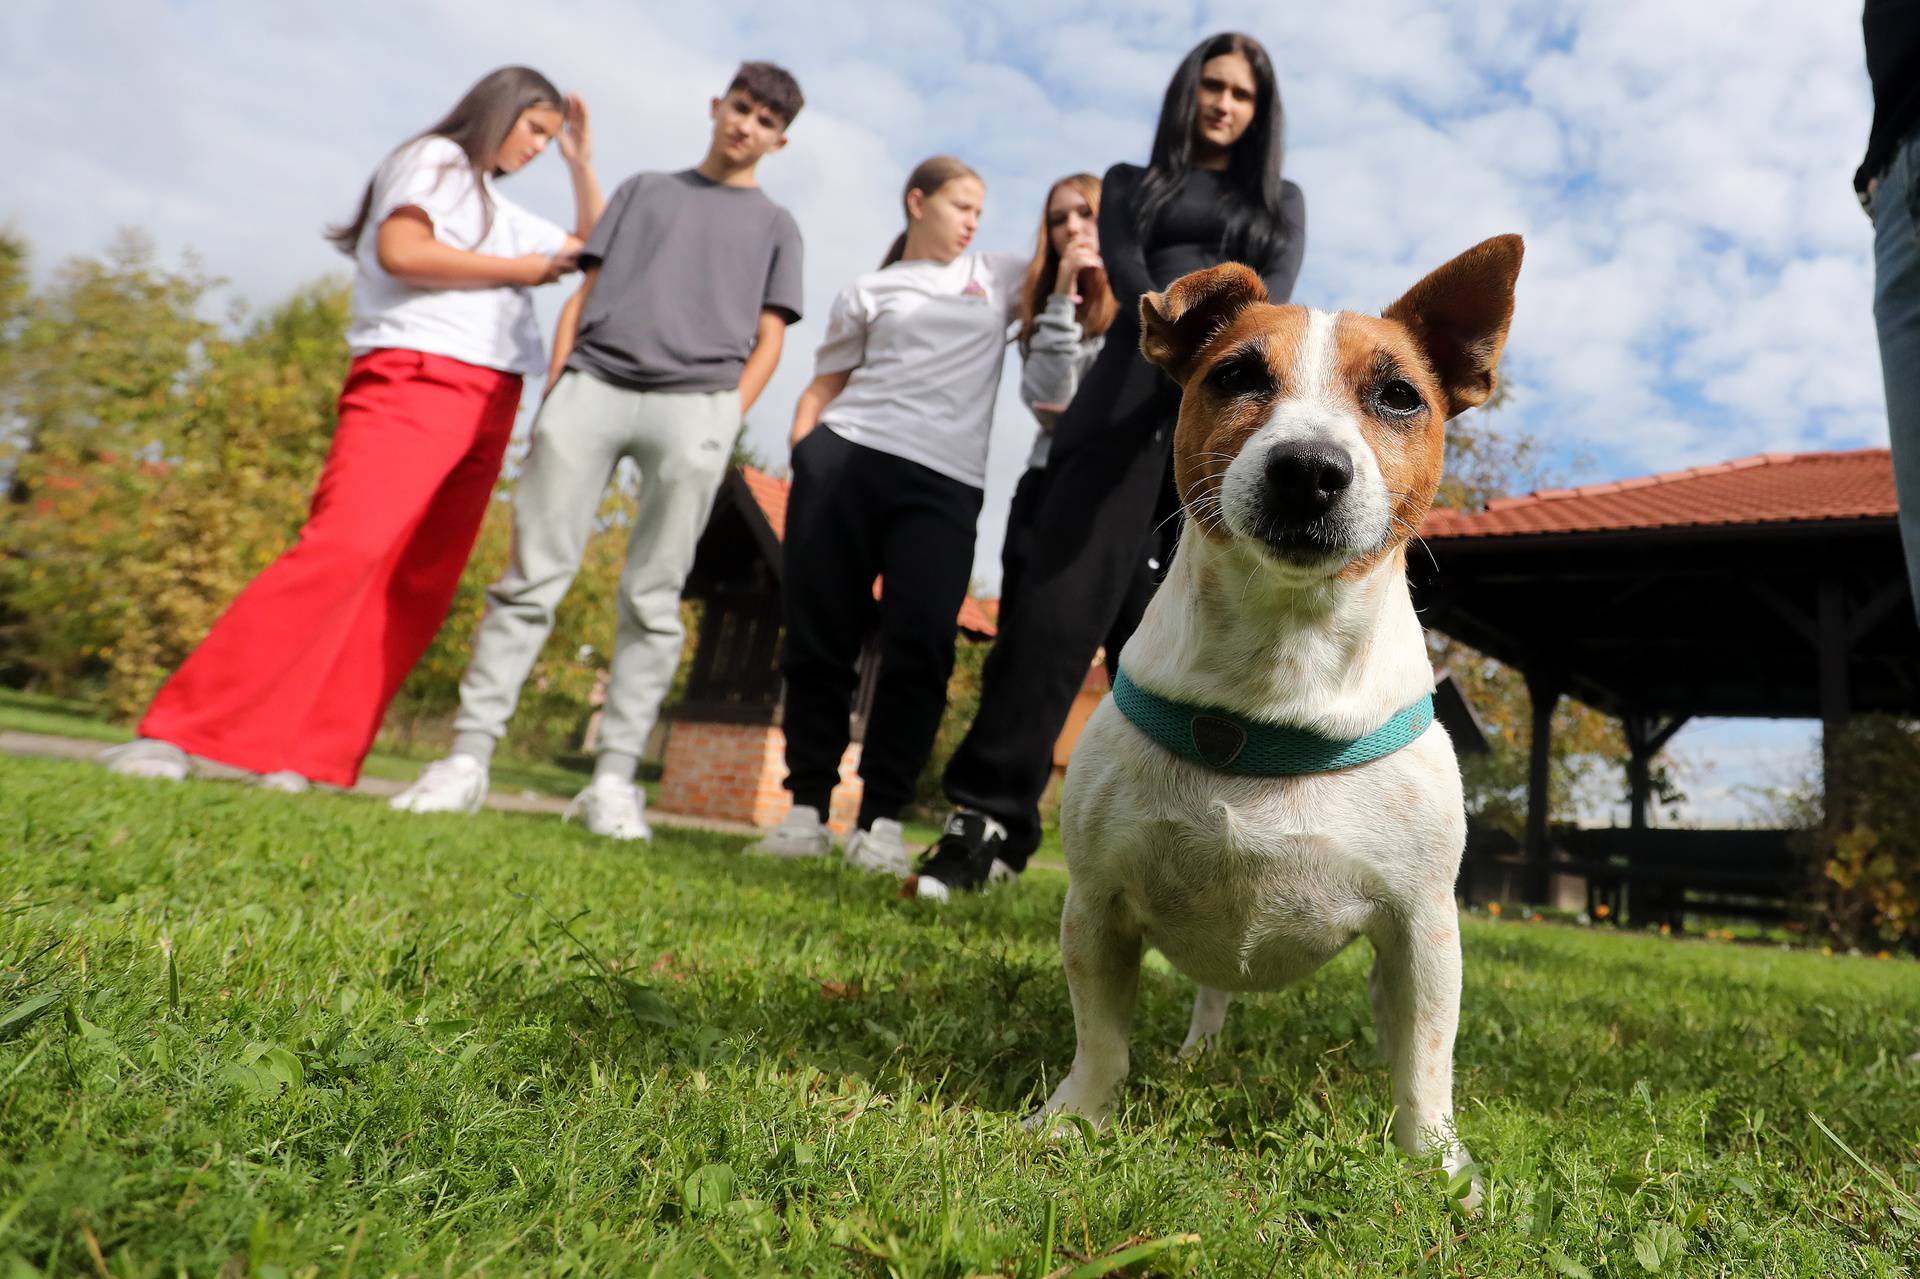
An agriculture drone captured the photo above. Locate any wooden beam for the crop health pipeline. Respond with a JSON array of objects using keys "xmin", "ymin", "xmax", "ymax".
[
  {"xmin": 1848, "ymin": 577, "xmax": 1914, "ymax": 643},
  {"xmin": 1648, "ymin": 715, "xmax": 1689, "ymax": 755},
  {"xmin": 1525, "ymin": 669, "xmax": 1561, "ymax": 902},
  {"xmin": 1818, "ymin": 579, "xmax": 1852, "ymax": 824},
  {"xmin": 1624, "ymin": 713, "xmax": 1652, "ymax": 834},
  {"xmin": 1751, "ymin": 580, "xmax": 1818, "ymax": 648},
  {"xmin": 1622, "ymin": 712, "xmax": 1689, "ymax": 833}
]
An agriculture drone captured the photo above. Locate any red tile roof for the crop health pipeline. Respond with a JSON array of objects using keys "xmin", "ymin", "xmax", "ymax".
[
  {"xmin": 739, "ymin": 466, "xmax": 792, "ymax": 539},
  {"xmin": 738, "ymin": 466, "xmax": 998, "ymax": 637},
  {"xmin": 1420, "ymin": 448, "xmax": 1897, "ymax": 540}
]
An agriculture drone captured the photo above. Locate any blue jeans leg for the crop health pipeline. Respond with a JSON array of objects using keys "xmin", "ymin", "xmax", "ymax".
[{"xmin": 1871, "ymin": 127, "xmax": 1920, "ymax": 628}]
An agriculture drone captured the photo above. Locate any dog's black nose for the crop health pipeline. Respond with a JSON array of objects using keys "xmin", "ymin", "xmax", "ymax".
[{"xmin": 1263, "ymin": 442, "xmax": 1353, "ymax": 519}]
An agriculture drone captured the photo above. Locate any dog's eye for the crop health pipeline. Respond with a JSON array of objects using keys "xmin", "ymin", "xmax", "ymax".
[
  {"xmin": 1375, "ymin": 378, "xmax": 1423, "ymax": 417},
  {"xmin": 1207, "ymin": 356, "xmax": 1272, "ymax": 398}
]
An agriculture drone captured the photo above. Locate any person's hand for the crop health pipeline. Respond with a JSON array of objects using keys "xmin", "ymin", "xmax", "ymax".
[
  {"xmin": 789, "ymin": 420, "xmax": 815, "ymax": 451},
  {"xmin": 559, "ymin": 93, "xmax": 592, "ymax": 168},
  {"xmin": 511, "ymin": 251, "xmax": 578, "ymax": 286},
  {"xmin": 1054, "ymin": 235, "xmax": 1103, "ymax": 296},
  {"xmin": 1031, "ymin": 402, "xmax": 1064, "ymax": 431}
]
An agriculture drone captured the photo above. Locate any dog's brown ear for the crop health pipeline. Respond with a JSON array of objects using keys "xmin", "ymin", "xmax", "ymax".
[
  {"xmin": 1383, "ymin": 234, "xmax": 1524, "ymax": 419},
  {"xmin": 1140, "ymin": 263, "xmax": 1268, "ymax": 383}
]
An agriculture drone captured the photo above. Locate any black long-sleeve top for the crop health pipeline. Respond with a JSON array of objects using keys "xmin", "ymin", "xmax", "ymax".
[
  {"xmin": 1858, "ymin": 0, "xmax": 1920, "ymax": 193},
  {"xmin": 1051, "ymin": 162, "xmax": 1307, "ymax": 457}
]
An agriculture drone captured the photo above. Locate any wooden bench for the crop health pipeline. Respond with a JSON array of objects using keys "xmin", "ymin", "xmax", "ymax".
[
  {"xmin": 1555, "ymin": 828, "xmax": 1802, "ymax": 929},
  {"xmin": 1459, "ymin": 826, "xmax": 1805, "ymax": 930}
]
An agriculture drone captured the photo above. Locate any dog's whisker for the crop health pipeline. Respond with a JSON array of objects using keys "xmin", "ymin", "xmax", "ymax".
[{"xmin": 1386, "ymin": 511, "xmax": 1441, "ymax": 575}]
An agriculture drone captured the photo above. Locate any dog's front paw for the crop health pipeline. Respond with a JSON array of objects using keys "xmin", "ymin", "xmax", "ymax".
[
  {"xmin": 1024, "ymin": 1075, "xmax": 1116, "ymax": 1136},
  {"xmin": 1175, "ymin": 1028, "xmax": 1220, "ymax": 1061},
  {"xmin": 1443, "ymin": 1145, "xmax": 1484, "ymax": 1214},
  {"xmin": 1022, "ymin": 1106, "xmax": 1108, "ymax": 1141}
]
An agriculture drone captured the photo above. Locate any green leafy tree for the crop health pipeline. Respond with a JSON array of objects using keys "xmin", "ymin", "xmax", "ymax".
[
  {"xmin": 0, "ymin": 230, "xmax": 638, "ymax": 760},
  {"xmin": 0, "ymin": 232, "xmax": 220, "ymax": 700}
]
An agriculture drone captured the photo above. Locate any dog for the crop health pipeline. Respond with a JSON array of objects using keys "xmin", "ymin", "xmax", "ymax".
[{"xmin": 1026, "ymin": 236, "xmax": 1523, "ymax": 1207}]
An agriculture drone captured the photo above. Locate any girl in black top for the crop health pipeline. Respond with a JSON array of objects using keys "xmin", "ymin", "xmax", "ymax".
[{"xmin": 914, "ymin": 32, "xmax": 1308, "ymax": 898}]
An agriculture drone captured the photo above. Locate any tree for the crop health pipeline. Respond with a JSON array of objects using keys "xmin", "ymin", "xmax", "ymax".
[
  {"xmin": 0, "ymin": 230, "xmax": 637, "ymax": 759},
  {"xmin": 0, "ymin": 232, "xmax": 220, "ymax": 700}
]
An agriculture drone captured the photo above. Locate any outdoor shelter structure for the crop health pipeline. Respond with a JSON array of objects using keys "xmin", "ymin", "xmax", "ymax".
[{"xmin": 1410, "ymin": 448, "xmax": 1917, "ymax": 906}]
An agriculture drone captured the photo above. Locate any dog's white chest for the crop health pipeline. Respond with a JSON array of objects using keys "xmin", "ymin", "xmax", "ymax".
[{"xmin": 1061, "ymin": 701, "xmax": 1465, "ymax": 994}]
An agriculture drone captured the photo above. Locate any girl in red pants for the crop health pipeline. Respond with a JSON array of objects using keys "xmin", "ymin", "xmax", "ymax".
[{"xmin": 105, "ymin": 66, "xmax": 604, "ymax": 790}]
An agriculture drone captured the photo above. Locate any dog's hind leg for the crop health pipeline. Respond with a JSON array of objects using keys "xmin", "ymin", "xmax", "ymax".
[
  {"xmin": 1178, "ymin": 986, "xmax": 1231, "ymax": 1058},
  {"xmin": 1368, "ymin": 902, "xmax": 1479, "ymax": 1206},
  {"xmin": 1027, "ymin": 885, "xmax": 1141, "ymax": 1130},
  {"xmin": 1367, "ymin": 953, "xmax": 1397, "ymax": 1065}
]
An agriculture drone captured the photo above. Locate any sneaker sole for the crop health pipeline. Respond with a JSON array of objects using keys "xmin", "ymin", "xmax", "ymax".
[
  {"xmin": 106, "ymin": 762, "xmax": 188, "ymax": 782},
  {"xmin": 846, "ymin": 852, "xmax": 910, "ymax": 877},
  {"xmin": 389, "ymin": 792, "xmax": 485, "ymax": 815},
  {"xmin": 751, "ymin": 840, "xmax": 832, "ymax": 859},
  {"xmin": 903, "ymin": 874, "xmax": 952, "ymax": 903},
  {"xmin": 585, "ymin": 823, "xmax": 651, "ymax": 842}
]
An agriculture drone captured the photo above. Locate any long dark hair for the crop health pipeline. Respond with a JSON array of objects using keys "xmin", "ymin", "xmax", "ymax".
[
  {"xmin": 881, "ymin": 155, "xmax": 982, "ymax": 268},
  {"xmin": 1136, "ymin": 33, "xmax": 1289, "ymax": 266},
  {"xmin": 326, "ymin": 66, "xmax": 564, "ymax": 257}
]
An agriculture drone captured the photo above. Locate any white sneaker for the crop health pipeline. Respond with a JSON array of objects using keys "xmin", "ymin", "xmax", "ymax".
[
  {"xmin": 257, "ymin": 770, "xmax": 310, "ymax": 794},
  {"xmin": 844, "ymin": 818, "xmax": 911, "ymax": 877},
  {"xmin": 751, "ymin": 804, "xmax": 833, "ymax": 859},
  {"xmin": 564, "ymin": 776, "xmax": 651, "ymax": 842},
  {"xmin": 389, "ymin": 755, "xmax": 488, "ymax": 814},
  {"xmin": 914, "ymin": 856, "xmax": 1019, "ymax": 904},
  {"xmin": 100, "ymin": 738, "xmax": 189, "ymax": 782}
]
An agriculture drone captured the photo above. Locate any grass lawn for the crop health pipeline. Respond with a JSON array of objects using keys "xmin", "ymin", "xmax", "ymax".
[
  {"xmin": 0, "ymin": 689, "xmax": 602, "ymax": 805},
  {"xmin": 2, "ymin": 755, "xmax": 1917, "ymax": 1277}
]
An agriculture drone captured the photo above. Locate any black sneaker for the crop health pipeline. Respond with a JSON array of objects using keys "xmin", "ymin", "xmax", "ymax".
[{"xmin": 905, "ymin": 810, "xmax": 1019, "ymax": 902}]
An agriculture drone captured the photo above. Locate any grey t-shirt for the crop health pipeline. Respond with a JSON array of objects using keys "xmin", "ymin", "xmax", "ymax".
[{"xmin": 568, "ymin": 169, "xmax": 804, "ymax": 393}]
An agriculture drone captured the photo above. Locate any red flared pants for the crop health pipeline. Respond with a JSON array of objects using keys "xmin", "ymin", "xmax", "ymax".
[{"xmin": 140, "ymin": 348, "xmax": 521, "ymax": 785}]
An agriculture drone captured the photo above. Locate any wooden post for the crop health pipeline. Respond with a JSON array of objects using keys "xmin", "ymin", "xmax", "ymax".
[
  {"xmin": 1524, "ymin": 670, "xmax": 1561, "ymax": 904},
  {"xmin": 1817, "ymin": 579, "xmax": 1851, "ymax": 824},
  {"xmin": 1623, "ymin": 712, "xmax": 1689, "ymax": 833},
  {"xmin": 1620, "ymin": 711, "xmax": 1688, "ymax": 928},
  {"xmin": 1624, "ymin": 714, "xmax": 1651, "ymax": 834}
]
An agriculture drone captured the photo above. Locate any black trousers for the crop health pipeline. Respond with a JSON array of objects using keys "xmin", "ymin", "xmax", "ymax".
[
  {"xmin": 779, "ymin": 426, "xmax": 982, "ymax": 828},
  {"xmin": 998, "ymin": 463, "xmax": 1169, "ymax": 683},
  {"xmin": 945, "ymin": 416, "xmax": 1178, "ymax": 864}
]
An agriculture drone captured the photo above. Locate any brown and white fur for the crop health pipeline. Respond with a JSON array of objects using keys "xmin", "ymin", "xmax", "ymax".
[{"xmin": 1027, "ymin": 237, "xmax": 1524, "ymax": 1206}]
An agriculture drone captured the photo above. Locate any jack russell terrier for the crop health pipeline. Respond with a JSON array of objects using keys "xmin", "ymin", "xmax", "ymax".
[{"xmin": 1027, "ymin": 236, "xmax": 1523, "ymax": 1206}]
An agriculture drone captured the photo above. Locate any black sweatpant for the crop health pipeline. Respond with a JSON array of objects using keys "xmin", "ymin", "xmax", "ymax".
[
  {"xmin": 998, "ymin": 463, "xmax": 1171, "ymax": 682},
  {"xmin": 780, "ymin": 425, "xmax": 982, "ymax": 828},
  {"xmin": 944, "ymin": 418, "xmax": 1177, "ymax": 864}
]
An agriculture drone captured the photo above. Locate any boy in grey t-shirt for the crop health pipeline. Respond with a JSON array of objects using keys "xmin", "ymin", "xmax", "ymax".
[{"xmin": 392, "ymin": 62, "xmax": 807, "ymax": 839}]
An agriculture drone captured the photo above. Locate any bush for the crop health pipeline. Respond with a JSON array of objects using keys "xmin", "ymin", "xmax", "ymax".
[{"xmin": 1806, "ymin": 715, "xmax": 1920, "ymax": 952}]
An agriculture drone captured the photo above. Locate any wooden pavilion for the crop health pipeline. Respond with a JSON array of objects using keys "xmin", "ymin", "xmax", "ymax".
[{"xmin": 1412, "ymin": 448, "xmax": 1917, "ymax": 921}]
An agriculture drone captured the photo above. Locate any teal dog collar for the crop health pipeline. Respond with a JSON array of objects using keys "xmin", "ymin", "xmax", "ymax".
[{"xmin": 1110, "ymin": 667, "xmax": 1435, "ymax": 775}]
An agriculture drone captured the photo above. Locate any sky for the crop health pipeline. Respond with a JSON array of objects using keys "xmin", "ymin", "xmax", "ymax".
[{"xmin": 0, "ymin": 0, "xmax": 1890, "ymax": 822}]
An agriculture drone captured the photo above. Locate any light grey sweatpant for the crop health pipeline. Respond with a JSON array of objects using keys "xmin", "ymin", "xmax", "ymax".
[{"xmin": 453, "ymin": 369, "xmax": 738, "ymax": 760}]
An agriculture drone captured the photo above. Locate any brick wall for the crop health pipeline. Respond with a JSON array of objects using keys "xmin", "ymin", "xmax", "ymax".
[{"xmin": 658, "ymin": 721, "xmax": 864, "ymax": 834}]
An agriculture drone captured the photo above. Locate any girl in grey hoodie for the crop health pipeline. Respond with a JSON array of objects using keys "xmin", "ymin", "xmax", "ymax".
[{"xmin": 1000, "ymin": 173, "xmax": 1119, "ymax": 626}]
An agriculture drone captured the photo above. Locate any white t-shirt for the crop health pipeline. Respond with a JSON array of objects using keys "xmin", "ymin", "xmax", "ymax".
[
  {"xmin": 813, "ymin": 251, "xmax": 1028, "ymax": 488},
  {"xmin": 345, "ymin": 136, "xmax": 570, "ymax": 377}
]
